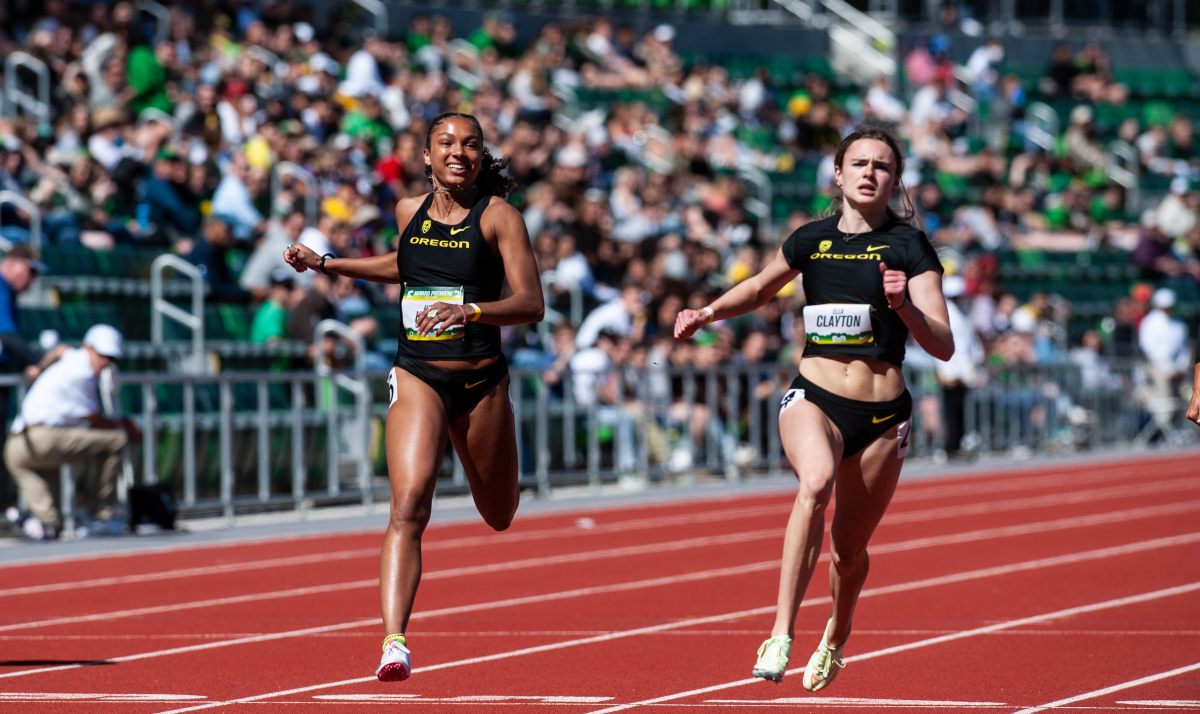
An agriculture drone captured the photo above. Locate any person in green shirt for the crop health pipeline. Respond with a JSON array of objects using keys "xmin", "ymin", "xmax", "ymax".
[
  {"xmin": 342, "ymin": 92, "xmax": 391, "ymax": 150},
  {"xmin": 407, "ymin": 14, "xmax": 432, "ymax": 54},
  {"xmin": 127, "ymin": 39, "xmax": 174, "ymax": 117},
  {"xmin": 251, "ymin": 270, "xmax": 294, "ymax": 344},
  {"xmin": 467, "ymin": 12, "xmax": 517, "ymax": 56}
]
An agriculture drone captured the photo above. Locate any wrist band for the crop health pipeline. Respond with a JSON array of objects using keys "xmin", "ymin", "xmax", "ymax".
[
  {"xmin": 700, "ymin": 306, "xmax": 715, "ymax": 324},
  {"xmin": 457, "ymin": 304, "xmax": 468, "ymax": 325},
  {"xmin": 319, "ymin": 253, "xmax": 335, "ymax": 276},
  {"xmin": 469, "ymin": 303, "xmax": 481, "ymax": 321}
]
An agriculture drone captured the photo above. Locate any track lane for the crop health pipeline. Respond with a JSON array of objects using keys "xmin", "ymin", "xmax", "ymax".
[
  {"xmin": 6, "ymin": 472, "xmax": 1196, "ymax": 623},
  {"xmin": 4, "ymin": 451, "xmax": 1192, "ymax": 590}
]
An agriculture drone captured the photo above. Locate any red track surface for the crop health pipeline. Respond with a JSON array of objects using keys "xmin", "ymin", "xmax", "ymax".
[{"xmin": 2, "ymin": 453, "xmax": 1200, "ymax": 713}]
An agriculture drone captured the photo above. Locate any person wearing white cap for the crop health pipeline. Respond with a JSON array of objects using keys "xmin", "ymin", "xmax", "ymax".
[
  {"xmin": 4, "ymin": 325, "xmax": 139, "ymax": 539},
  {"xmin": 1138, "ymin": 287, "xmax": 1190, "ymax": 402}
]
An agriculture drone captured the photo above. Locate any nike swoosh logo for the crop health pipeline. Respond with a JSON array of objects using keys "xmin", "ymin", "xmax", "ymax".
[
  {"xmin": 464, "ymin": 379, "xmax": 487, "ymax": 389},
  {"xmin": 450, "ymin": 226, "xmax": 470, "ymax": 236},
  {"xmin": 866, "ymin": 245, "xmax": 888, "ymax": 252},
  {"xmin": 872, "ymin": 413, "xmax": 896, "ymax": 424}
]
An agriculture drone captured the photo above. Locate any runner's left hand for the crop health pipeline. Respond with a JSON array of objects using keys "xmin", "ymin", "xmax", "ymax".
[
  {"xmin": 880, "ymin": 262, "xmax": 907, "ymax": 310},
  {"xmin": 416, "ymin": 302, "xmax": 467, "ymax": 337}
]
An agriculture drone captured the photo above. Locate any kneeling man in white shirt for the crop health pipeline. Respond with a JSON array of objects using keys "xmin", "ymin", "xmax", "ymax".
[{"xmin": 5, "ymin": 325, "xmax": 139, "ymax": 535}]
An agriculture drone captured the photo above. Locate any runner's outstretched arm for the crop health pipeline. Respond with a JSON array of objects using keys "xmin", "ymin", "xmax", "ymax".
[{"xmin": 675, "ymin": 247, "xmax": 799, "ymax": 340}]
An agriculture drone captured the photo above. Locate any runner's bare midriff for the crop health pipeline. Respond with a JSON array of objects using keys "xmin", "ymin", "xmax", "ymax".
[{"xmin": 799, "ymin": 354, "xmax": 905, "ymax": 402}]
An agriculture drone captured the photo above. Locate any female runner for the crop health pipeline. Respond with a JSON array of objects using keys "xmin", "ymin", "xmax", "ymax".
[
  {"xmin": 675, "ymin": 124, "xmax": 953, "ymax": 691},
  {"xmin": 284, "ymin": 112, "xmax": 543, "ymax": 682}
]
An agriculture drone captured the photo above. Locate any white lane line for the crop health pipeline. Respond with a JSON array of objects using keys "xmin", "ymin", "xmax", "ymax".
[
  {"xmin": 586, "ymin": 582, "xmax": 1200, "ymax": 714},
  {"xmin": 1118, "ymin": 701, "xmax": 1200, "ymax": 708},
  {"xmin": 143, "ymin": 533, "xmax": 1200, "ymax": 714},
  {"xmin": 0, "ymin": 693, "xmax": 206, "ymax": 702},
  {"xmin": 891, "ymin": 464, "xmax": 1191, "ymax": 505},
  {"xmin": 4, "ymin": 498, "xmax": 1197, "ymax": 635},
  {"xmin": 1012, "ymin": 662, "xmax": 1200, "ymax": 713},
  {"xmin": 705, "ymin": 698, "xmax": 1006, "ymax": 707},
  {"xmin": 7, "ymin": 472, "xmax": 1194, "ymax": 599},
  {"xmin": 314, "ymin": 700, "xmax": 614, "ymax": 705},
  {"xmin": 883, "ymin": 477, "xmax": 1199, "ymax": 527}
]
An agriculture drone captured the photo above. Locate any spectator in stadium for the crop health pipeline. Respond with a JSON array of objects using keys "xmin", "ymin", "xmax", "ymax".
[
  {"xmin": 935, "ymin": 275, "xmax": 984, "ymax": 458},
  {"xmin": 240, "ymin": 210, "xmax": 311, "ymax": 300},
  {"xmin": 251, "ymin": 269, "xmax": 295, "ymax": 345},
  {"xmin": 179, "ymin": 217, "xmax": 252, "ymax": 303},
  {"xmin": 569, "ymin": 328, "xmax": 636, "ymax": 473},
  {"xmin": 0, "ymin": 245, "xmax": 49, "ymax": 373},
  {"xmin": 4, "ymin": 325, "xmax": 137, "ymax": 540},
  {"xmin": 575, "ymin": 280, "xmax": 647, "ymax": 349},
  {"xmin": 1070, "ymin": 329, "xmax": 1121, "ymax": 392},
  {"xmin": 1138, "ymin": 288, "xmax": 1190, "ymax": 401},
  {"xmin": 210, "ymin": 153, "xmax": 265, "ymax": 240}
]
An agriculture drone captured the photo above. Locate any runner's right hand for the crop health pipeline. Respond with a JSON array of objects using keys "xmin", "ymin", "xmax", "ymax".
[
  {"xmin": 284, "ymin": 243, "xmax": 320, "ymax": 273},
  {"xmin": 674, "ymin": 309, "xmax": 710, "ymax": 340}
]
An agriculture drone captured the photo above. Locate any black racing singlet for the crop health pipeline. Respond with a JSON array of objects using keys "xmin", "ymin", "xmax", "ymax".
[
  {"xmin": 394, "ymin": 193, "xmax": 505, "ymax": 360},
  {"xmin": 781, "ymin": 213, "xmax": 943, "ymax": 366}
]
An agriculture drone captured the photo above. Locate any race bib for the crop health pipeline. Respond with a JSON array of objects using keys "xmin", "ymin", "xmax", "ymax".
[
  {"xmin": 803, "ymin": 304, "xmax": 874, "ymax": 345},
  {"xmin": 402, "ymin": 285, "xmax": 465, "ymax": 341}
]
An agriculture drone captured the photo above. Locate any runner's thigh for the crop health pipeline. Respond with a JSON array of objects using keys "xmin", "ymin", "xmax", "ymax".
[
  {"xmin": 386, "ymin": 367, "xmax": 449, "ymax": 514},
  {"xmin": 449, "ymin": 375, "xmax": 519, "ymax": 528},
  {"xmin": 779, "ymin": 398, "xmax": 843, "ymax": 491},
  {"xmin": 831, "ymin": 423, "xmax": 905, "ymax": 550}
]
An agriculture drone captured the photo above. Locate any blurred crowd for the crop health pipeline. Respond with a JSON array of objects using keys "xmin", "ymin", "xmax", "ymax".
[{"xmin": 0, "ymin": 1, "xmax": 1195, "ymax": 391}]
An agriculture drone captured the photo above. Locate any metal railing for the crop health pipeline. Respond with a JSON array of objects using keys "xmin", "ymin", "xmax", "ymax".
[
  {"xmin": 349, "ymin": 0, "xmax": 389, "ymax": 37},
  {"xmin": 3, "ymin": 52, "xmax": 51, "ymax": 133},
  {"xmin": 738, "ymin": 167, "xmax": 774, "ymax": 242},
  {"xmin": 1025, "ymin": 102, "xmax": 1060, "ymax": 154},
  {"xmin": 1, "ymin": 360, "xmax": 1179, "ymax": 524},
  {"xmin": 1107, "ymin": 140, "xmax": 1141, "ymax": 213},
  {"xmin": 0, "ymin": 190, "xmax": 43, "ymax": 251},
  {"xmin": 150, "ymin": 254, "xmax": 206, "ymax": 373},
  {"xmin": 134, "ymin": 0, "xmax": 171, "ymax": 43}
]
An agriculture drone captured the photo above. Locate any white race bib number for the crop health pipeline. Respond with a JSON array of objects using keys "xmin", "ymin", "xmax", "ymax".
[
  {"xmin": 402, "ymin": 285, "xmax": 465, "ymax": 341},
  {"xmin": 803, "ymin": 304, "xmax": 874, "ymax": 345}
]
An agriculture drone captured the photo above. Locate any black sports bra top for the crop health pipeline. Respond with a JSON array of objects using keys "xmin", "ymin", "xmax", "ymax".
[{"xmin": 394, "ymin": 193, "xmax": 505, "ymax": 360}]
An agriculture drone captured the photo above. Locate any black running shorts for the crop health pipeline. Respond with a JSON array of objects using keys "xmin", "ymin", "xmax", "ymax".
[
  {"xmin": 389, "ymin": 352, "xmax": 509, "ymax": 422},
  {"xmin": 779, "ymin": 373, "xmax": 913, "ymax": 459}
]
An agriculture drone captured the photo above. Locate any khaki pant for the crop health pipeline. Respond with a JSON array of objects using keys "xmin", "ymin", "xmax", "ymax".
[{"xmin": 4, "ymin": 426, "xmax": 128, "ymax": 529}]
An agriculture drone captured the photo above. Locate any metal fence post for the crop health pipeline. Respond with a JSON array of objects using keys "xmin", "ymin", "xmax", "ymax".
[
  {"xmin": 292, "ymin": 378, "xmax": 306, "ymax": 514},
  {"xmin": 536, "ymin": 376, "xmax": 550, "ymax": 498},
  {"xmin": 257, "ymin": 380, "xmax": 270, "ymax": 502},
  {"xmin": 220, "ymin": 379, "xmax": 234, "ymax": 524},
  {"xmin": 563, "ymin": 372, "xmax": 576, "ymax": 471},
  {"xmin": 587, "ymin": 400, "xmax": 600, "ymax": 493},
  {"xmin": 59, "ymin": 465, "xmax": 74, "ymax": 539},
  {"xmin": 183, "ymin": 381, "xmax": 196, "ymax": 506},
  {"xmin": 725, "ymin": 369, "xmax": 741, "ymax": 481},
  {"xmin": 142, "ymin": 382, "xmax": 157, "ymax": 485},
  {"xmin": 683, "ymin": 368, "xmax": 697, "ymax": 483}
]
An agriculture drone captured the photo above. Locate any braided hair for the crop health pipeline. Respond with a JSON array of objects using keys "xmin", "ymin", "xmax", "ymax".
[{"xmin": 424, "ymin": 112, "xmax": 517, "ymax": 199}]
